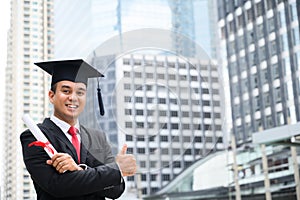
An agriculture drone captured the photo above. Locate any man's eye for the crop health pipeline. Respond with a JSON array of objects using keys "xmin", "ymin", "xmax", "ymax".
[
  {"xmin": 77, "ymin": 91, "xmax": 85, "ymax": 96},
  {"xmin": 63, "ymin": 90, "xmax": 70, "ymax": 94}
]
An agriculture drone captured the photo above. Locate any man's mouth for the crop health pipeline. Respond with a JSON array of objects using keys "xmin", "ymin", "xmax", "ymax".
[{"xmin": 66, "ymin": 104, "xmax": 78, "ymax": 109}]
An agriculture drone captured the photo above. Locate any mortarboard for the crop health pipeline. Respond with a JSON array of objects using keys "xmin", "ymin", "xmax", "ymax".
[{"xmin": 34, "ymin": 59, "xmax": 105, "ymax": 116}]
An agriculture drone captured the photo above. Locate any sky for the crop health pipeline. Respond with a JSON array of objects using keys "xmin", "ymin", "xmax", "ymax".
[{"xmin": 0, "ymin": 0, "xmax": 10, "ymax": 189}]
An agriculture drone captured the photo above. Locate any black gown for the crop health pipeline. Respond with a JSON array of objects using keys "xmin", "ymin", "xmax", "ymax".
[{"xmin": 20, "ymin": 118, "xmax": 125, "ymax": 200}]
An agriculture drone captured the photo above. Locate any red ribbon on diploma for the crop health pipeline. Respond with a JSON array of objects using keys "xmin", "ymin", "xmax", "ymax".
[{"xmin": 28, "ymin": 141, "xmax": 55, "ymax": 155}]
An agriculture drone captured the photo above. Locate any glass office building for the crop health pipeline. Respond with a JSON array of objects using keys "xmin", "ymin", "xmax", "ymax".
[
  {"xmin": 4, "ymin": 0, "xmax": 54, "ymax": 199},
  {"xmin": 80, "ymin": 51, "xmax": 224, "ymax": 197},
  {"xmin": 217, "ymin": 0, "xmax": 300, "ymax": 198}
]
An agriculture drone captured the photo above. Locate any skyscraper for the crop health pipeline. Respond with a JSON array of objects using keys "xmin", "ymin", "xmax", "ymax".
[
  {"xmin": 218, "ymin": 0, "xmax": 300, "ymax": 143},
  {"xmin": 168, "ymin": 0, "xmax": 196, "ymax": 57},
  {"xmin": 80, "ymin": 51, "xmax": 223, "ymax": 197},
  {"xmin": 54, "ymin": 0, "xmax": 172, "ymax": 58},
  {"xmin": 54, "ymin": 0, "xmax": 216, "ymax": 59},
  {"xmin": 217, "ymin": 0, "xmax": 300, "ymax": 198},
  {"xmin": 4, "ymin": 0, "xmax": 54, "ymax": 199}
]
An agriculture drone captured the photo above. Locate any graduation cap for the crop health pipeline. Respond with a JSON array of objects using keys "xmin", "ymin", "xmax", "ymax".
[{"xmin": 34, "ymin": 59, "xmax": 105, "ymax": 116}]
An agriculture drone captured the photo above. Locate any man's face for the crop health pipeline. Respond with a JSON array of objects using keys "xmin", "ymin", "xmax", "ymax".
[{"xmin": 49, "ymin": 80, "xmax": 87, "ymax": 125}]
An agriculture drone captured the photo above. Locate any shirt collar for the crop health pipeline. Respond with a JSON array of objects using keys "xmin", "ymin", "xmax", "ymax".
[{"xmin": 50, "ymin": 114, "xmax": 80, "ymax": 133}]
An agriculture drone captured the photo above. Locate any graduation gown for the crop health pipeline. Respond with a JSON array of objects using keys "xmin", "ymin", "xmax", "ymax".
[{"xmin": 20, "ymin": 118, "xmax": 125, "ymax": 200}]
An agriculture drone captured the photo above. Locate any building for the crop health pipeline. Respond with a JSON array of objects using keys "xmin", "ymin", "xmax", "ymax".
[
  {"xmin": 218, "ymin": 0, "xmax": 300, "ymax": 144},
  {"xmin": 217, "ymin": 0, "xmax": 300, "ymax": 198},
  {"xmin": 143, "ymin": 151, "xmax": 232, "ymax": 200},
  {"xmin": 54, "ymin": 0, "xmax": 215, "ymax": 59},
  {"xmin": 54, "ymin": 0, "xmax": 172, "ymax": 58},
  {"xmin": 167, "ymin": 0, "xmax": 196, "ymax": 57},
  {"xmin": 79, "ymin": 51, "xmax": 224, "ymax": 197},
  {"xmin": 4, "ymin": 0, "xmax": 54, "ymax": 199}
]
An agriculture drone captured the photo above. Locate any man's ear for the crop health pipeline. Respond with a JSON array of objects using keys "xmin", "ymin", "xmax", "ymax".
[{"xmin": 48, "ymin": 90, "xmax": 54, "ymax": 103}]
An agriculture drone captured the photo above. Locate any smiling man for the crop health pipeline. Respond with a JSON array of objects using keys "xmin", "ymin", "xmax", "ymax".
[
  {"xmin": 20, "ymin": 59, "xmax": 137, "ymax": 200},
  {"xmin": 49, "ymin": 80, "xmax": 87, "ymax": 126}
]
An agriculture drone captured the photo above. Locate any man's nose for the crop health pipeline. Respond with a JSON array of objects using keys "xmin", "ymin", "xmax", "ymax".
[{"xmin": 68, "ymin": 92, "xmax": 78, "ymax": 101}]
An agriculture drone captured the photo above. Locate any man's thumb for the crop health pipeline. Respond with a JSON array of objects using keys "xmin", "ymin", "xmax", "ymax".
[{"xmin": 119, "ymin": 144, "xmax": 127, "ymax": 155}]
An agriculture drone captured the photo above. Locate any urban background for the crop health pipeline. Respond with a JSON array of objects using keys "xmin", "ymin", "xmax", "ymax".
[{"xmin": 0, "ymin": 0, "xmax": 300, "ymax": 200}]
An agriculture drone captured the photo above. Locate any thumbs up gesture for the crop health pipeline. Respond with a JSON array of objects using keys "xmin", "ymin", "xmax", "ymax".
[{"xmin": 116, "ymin": 144, "xmax": 137, "ymax": 177}]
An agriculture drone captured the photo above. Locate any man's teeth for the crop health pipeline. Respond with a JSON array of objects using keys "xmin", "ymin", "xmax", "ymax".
[{"xmin": 68, "ymin": 105, "xmax": 77, "ymax": 108}]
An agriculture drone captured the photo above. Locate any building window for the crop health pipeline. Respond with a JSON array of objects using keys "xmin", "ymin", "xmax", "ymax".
[
  {"xmin": 169, "ymin": 74, "xmax": 176, "ymax": 80},
  {"xmin": 151, "ymin": 174, "xmax": 157, "ymax": 181},
  {"xmin": 146, "ymin": 73, "xmax": 153, "ymax": 79},
  {"xmin": 237, "ymin": 14, "xmax": 244, "ymax": 28},
  {"xmin": 141, "ymin": 174, "xmax": 147, "ymax": 181},
  {"xmin": 150, "ymin": 161, "xmax": 156, "ymax": 168},
  {"xmin": 135, "ymin": 97, "xmax": 143, "ymax": 103},
  {"xmin": 158, "ymin": 98, "xmax": 166, "ymax": 104},
  {"xmin": 159, "ymin": 110, "xmax": 167, "ymax": 116},
  {"xmin": 160, "ymin": 123, "xmax": 168, "ymax": 129},
  {"xmin": 125, "ymin": 109, "xmax": 132, "ymax": 115},
  {"xmin": 140, "ymin": 161, "xmax": 146, "ymax": 168},
  {"xmin": 171, "ymin": 123, "xmax": 179, "ymax": 129},
  {"xmin": 137, "ymin": 148, "xmax": 145, "ymax": 154},
  {"xmin": 183, "ymin": 124, "xmax": 190, "ymax": 129},
  {"xmin": 172, "ymin": 148, "xmax": 180, "ymax": 155},
  {"xmin": 170, "ymin": 98, "xmax": 177, "ymax": 104},
  {"xmin": 173, "ymin": 161, "xmax": 181, "ymax": 168},
  {"xmin": 142, "ymin": 188, "xmax": 147, "ymax": 195},
  {"xmin": 255, "ymin": 2, "xmax": 263, "ymax": 17},
  {"xmin": 172, "ymin": 136, "xmax": 179, "ymax": 142},
  {"xmin": 160, "ymin": 135, "xmax": 168, "ymax": 142},
  {"xmin": 147, "ymin": 97, "xmax": 153, "ymax": 103},
  {"xmin": 184, "ymin": 149, "xmax": 192, "ymax": 155},
  {"xmin": 124, "ymin": 96, "xmax": 131, "ymax": 102},
  {"xmin": 161, "ymin": 148, "xmax": 169, "ymax": 154},
  {"xmin": 126, "ymin": 134, "xmax": 133, "ymax": 141},
  {"xmin": 124, "ymin": 84, "xmax": 131, "ymax": 90},
  {"xmin": 182, "ymin": 111, "xmax": 189, "ymax": 117},
  {"xmin": 136, "ymin": 122, "xmax": 144, "ymax": 128},
  {"xmin": 124, "ymin": 71, "xmax": 130, "ymax": 77},
  {"xmin": 125, "ymin": 122, "xmax": 132, "ymax": 128},
  {"xmin": 157, "ymin": 73, "xmax": 165, "ymax": 79},
  {"xmin": 170, "ymin": 111, "xmax": 178, "ymax": 117},
  {"xmin": 247, "ymin": 9, "xmax": 253, "ymax": 23},
  {"xmin": 268, "ymin": 17, "xmax": 275, "ymax": 32},
  {"xmin": 123, "ymin": 59, "xmax": 130, "ymax": 65},
  {"xmin": 135, "ymin": 84, "xmax": 143, "ymax": 90},
  {"xmin": 193, "ymin": 112, "xmax": 200, "ymax": 118},
  {"xmin": 109, "ymin": 122, "xmax": 116, "ymax": 129},
  {"xmin": 136, "ymin": 109, "xmax": 144, "ymax": 116},
  {"xmin": 183, "ymin": 136, "xmax": 190, "ymax": 142},
  {"xmin": 162, "ymin": 161, "xmax": 169, "ymax": 167},
  {"xmin": 134, "ymin": 60, "xmax": 141, "ymax": 65},
  {"xmin": 162, "ymin": 174, "xmax": 170, "ymax": 181},
  {"xmin": 134, "ymin": 72, "xmax": 142, "ymax": 78}
]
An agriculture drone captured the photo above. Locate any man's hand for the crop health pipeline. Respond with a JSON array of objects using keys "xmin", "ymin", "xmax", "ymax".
[
  {"xmin": 46, "ymin": 153, "xmax": 82, "ymax": 173},
  {"xmin": 116, "ymin": 144, "xmax": 137, "ymax": 177}
]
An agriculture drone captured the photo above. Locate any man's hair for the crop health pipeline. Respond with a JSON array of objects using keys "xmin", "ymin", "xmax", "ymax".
[{"xmin": 50, "ymin": 83, "xmax": 57, "ymax": 93}]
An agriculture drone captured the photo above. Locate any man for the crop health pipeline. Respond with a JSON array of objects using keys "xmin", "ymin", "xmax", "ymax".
[{"xmin": 20, "ymin": 59, "xmax": 137, "ymax": 200}]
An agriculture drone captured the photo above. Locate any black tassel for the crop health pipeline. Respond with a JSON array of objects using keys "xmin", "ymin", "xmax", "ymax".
[
  {"xmin": 97, "ymin": 78, "xmax": 105, "ymax": 116},
  {"xmin": 97, "ymin": 88, "xmax": 105, "ymax": 116}
]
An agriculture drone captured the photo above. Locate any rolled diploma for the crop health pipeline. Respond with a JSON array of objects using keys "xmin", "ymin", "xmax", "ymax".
[{"xmin": 22, "ymin": 114, "xmax": 57, "ymax": 158}]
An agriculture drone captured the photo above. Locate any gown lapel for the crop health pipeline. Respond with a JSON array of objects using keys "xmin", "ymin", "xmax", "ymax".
[
  {"xmin": 79, "ymin": 126, "xmax": 89, "ymax": 164},
  {"xmin": 42, "ymin": 118, "xmax": 80, "ymax": 163}
]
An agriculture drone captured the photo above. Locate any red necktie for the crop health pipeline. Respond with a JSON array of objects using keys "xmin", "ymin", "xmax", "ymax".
[{"xmin": 68, "ymin": 126, "xmax": 80, "ymax": 163}]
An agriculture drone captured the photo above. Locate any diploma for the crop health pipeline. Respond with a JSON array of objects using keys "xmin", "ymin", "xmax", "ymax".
[{"xmin": 22, "ymin": 114, "xmax": 57, "ymax": 158}]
